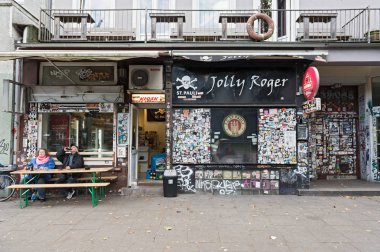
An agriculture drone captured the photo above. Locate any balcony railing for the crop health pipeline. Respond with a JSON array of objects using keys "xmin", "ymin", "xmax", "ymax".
[{"xmin": 39, "ymin": 8, "xmax": 380, "ymax": 43}]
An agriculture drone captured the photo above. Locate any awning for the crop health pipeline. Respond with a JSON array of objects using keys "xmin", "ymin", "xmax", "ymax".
[
  {"xmin": 0, "ymin": 50, "xmax": 171, "ymax": 61},
  {"xmin": 172, "ymin": 50, "xmax": 328, "ymax": 62}
]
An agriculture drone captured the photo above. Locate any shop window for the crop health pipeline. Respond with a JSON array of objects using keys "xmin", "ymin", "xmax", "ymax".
[
  {"xmin": 172, "ymin": 108, "xmax": 257, "ymax": 164},
  {"xmin": 41, "ymin": 112, "xmax": 113, "ymax": 153},
  {"xmin": 210, "ymin": 108, "xmax": 258, "ymax": 164}
]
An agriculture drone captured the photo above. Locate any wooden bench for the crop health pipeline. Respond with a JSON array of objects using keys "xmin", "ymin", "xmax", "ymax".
[
  {"xmin": 61, "ymin": 29, "xmax": 136, "ymax": 41},
  {"xmin": 10, "ymin": 168, "xmax": 113, "ymax": 208},
  {"xmin": 171, "ymin": 28, "xmax": 222, "ymax": 42},
  {"xmin": 296, "ymin": 28, "xmax": 351, "ymax": 42},
  {"xmin": 49, "ymin": 175, "xmax": 117, "ymax": 182},
  {"xmin": 50, "ymin": 151, "xmax": 114, "ymax": 167},
  {"xmin": 8, "ymin": 182, "xmax": 110, "ymax": 208},
  {"xmin": 8, "ymin": 182, "xmax": 109, "ymax": 189}
]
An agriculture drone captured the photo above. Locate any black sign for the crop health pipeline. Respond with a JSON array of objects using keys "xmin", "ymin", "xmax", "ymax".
[
  {"xmin": 41, "ymin": 64, "xmax": 116, "ymax": 85},
  {"xmin": 147, "ymin": 109, "xmax": 165, "ymax": 121},
  {"xmin": 172, "ymin": 66, "xmax": 296, "ymax": 105},
  {"xmin": 297, "ymin": 124, "xmax": 308, "ymax": 140}
]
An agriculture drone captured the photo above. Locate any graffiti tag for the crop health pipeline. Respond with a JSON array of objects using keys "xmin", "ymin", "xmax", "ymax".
[
  {"xmin": 0, "ymin": 139, "xmax": 10, "ymax": 155},
  {"xmin": 196, "ymin": 179, "xmax": 241, "ymax": 195},
  {"xmin": 175, "ymin": 165, "xmax": 196, "ymax": 193}
]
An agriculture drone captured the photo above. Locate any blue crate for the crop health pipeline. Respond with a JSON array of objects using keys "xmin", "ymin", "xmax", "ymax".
[
  {"xmin": 151, "ymin": 153, "xmax": 166, "ymax": 171},
  {"xmin": 146, "ymin": 169, "xmax": 151, "ymax": 179}
]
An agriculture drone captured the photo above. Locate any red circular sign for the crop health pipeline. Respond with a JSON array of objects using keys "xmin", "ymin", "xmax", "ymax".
[{"xmin": 302, "ymin": 66, "xmax": 320, "ymax": 100}]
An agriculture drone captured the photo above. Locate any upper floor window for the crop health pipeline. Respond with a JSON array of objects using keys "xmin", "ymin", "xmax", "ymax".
[
  {"xmin": 139, "ymin": 0, "xmax": 170, "ymax": 9},
  {"xmin": 277, "ymin": 0, "xmax": 286, "ymax": 37}
]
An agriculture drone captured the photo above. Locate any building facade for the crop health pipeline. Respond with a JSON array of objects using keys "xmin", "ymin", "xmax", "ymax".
[{"xmin": 1, "ymin": 0, "xmax": 380, "ymax": 194}]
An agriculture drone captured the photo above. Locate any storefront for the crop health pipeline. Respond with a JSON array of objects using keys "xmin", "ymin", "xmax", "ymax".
[
  {"xmin": 168, "ymin": 61, "xmax": 310, "ymax": 195},
  {"xmin": 308, "ymin": 86, "xmax": 359, "ymax": 179},
  {"xmin": 21, "ymin": 62, "xmax": 122, "ymax": 168}
]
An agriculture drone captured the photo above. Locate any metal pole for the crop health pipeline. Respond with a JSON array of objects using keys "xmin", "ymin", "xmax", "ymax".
[
  {"xmin": 367, "ymin": 7, "xmax": 371, "ymax": 43},
  {"xmin": 145, "ymin": 8, "xmax": 148, "ymax": 43}
]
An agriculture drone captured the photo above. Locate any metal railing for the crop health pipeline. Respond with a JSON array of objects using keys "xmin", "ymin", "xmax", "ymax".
[{"xmin": 39, "ymin": 8, "xmax": 380, "ymax": 43}]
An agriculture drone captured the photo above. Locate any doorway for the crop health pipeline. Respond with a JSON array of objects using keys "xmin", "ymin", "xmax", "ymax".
[{"xmin": 135, "ymin": 107, "xmax": 166, "ymax": 183}]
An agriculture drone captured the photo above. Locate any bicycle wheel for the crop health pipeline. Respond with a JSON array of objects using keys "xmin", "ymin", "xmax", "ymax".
[{"xmin": 0, "ymin": 174, "xmax": 16, "ymax": 202}]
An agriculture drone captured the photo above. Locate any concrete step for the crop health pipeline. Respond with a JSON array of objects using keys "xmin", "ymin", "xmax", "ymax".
[
  {"xmin": 121, "ymin": 183, "xmax": 163, "ymax": 197},
  {"xmin": 298, "ymin": 180, "xmax": 380, "ymax": 196},
  {"xmin": 297, "ymin": 188, "xmax": 380, "ymax": 196}
]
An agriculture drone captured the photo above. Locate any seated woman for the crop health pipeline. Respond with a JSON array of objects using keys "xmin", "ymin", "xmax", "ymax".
[{"xmin": 23, "ymin": 148, "xmax": 55, "ymax": 201}]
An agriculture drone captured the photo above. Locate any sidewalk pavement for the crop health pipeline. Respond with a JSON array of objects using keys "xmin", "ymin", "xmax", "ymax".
[
  {"xmin": 1, "ymin": 192, "xmax": 380, "ymax": 252},
  {"xmin": 298, "ymin": 179, "xmax": 380, "ymax": 196}
]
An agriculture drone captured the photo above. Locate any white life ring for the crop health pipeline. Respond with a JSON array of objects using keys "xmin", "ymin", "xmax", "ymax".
[{"xmin": 246, "ymin": 13, "xmax": 274, "ymax": 41}]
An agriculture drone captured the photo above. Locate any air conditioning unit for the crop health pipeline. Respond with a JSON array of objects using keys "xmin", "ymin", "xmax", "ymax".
[{"xmin": 129, "ymin": 65, "xmax": 164, "ymax": 90}]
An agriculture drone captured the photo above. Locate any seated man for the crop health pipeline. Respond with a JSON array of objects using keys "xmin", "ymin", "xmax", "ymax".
[{"xmin": 56, "ymin": 144, "xmax": 84, "ymax": 199}]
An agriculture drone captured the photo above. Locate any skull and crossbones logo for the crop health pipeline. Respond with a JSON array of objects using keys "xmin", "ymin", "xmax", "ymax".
[{"xmin": 176, "ymin": 75, "xmax": 197, "ymax": 90}]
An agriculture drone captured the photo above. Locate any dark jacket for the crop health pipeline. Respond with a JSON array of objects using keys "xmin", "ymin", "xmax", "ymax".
[{"xmin": 56, "ymin": 148, "xmax": 84, "ymax": 168}]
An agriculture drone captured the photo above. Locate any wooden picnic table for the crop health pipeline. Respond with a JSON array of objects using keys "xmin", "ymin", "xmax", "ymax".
[
  {"xmin": 52, "ymin": 12, "xmax": 95, "ymax": 41},
  {"xmin": 149, "ymin": 12, "xmax": 186, "ymax": 40},
  {"xmin": 296, "ymin": 13, "xmax": 338, "ymax": 41},
  {"xmin": 9, "ymin": 167, "xmax": 113, "ymax": 208}
]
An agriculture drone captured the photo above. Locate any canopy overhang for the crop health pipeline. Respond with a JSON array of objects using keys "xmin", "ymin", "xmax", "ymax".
[
  {"xmin": 172, "ymin": 50, "xmax": 328, "ymax": 62},
  {"xmin": 0, "ymin": 50, "xmax": 171, "ymax": 61},
  {"xmin": 0, "ymin": 49, "xmax": 328, "ymax": 62}
]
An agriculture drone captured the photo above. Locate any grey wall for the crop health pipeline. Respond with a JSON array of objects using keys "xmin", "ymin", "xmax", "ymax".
[
  {"xmin": 0, "ymin": 6, "xmax": 14, "ymax": 164},
  {"xmin": 0, "ymin": 1, "xmax": 42, "ymax": 164}
]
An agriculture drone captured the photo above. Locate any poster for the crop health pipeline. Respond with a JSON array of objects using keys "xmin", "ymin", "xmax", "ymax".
[
  {"xmin": 258, "ymin": 108, "xmax": 297, "ymax": 164},
  {"xmin": 172, "ymin": 108, "xmax": 211, "ymax": 163},
  {"xmin": 117, "ymin": 113, "xmax": 129, "ymax": 145}
]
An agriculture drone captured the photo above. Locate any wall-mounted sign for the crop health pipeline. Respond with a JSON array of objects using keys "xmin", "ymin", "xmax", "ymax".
[
  {"xmin": 172, "ymin": 66, "xmax": 297, "ymax": 105},
  {"xmin": 38, "ymin": 103, "xmax": 114, "ymax": 113},
  {"xmin": 303, "ymin": 97, "xmax": 321, "ymax": 114},
  {"xmin": 222, "ymin": 114, "xmax": 246, "ymax": 137},
  {"xmin": 131, "ymin": 94, "xmax": 165, "ymax": 103},
  {"xmin": 302, "ymin": 66, "xmax": 320, "ymax": 100},
  {"xmin": 117, "ymin": 146, "xmax": 127, "ymax": 158},
  {"xmin": 40, "ymin": 62, "xmax": 117, "ymax": 85},
  {"xmin": 147, "ymin": 109, "xmax": 165, "ymax": 121}
]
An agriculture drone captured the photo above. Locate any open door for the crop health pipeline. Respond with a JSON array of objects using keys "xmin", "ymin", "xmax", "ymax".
[{"xmin": 128, "ymin": 104, "xmax": 139, "ymax": 187}]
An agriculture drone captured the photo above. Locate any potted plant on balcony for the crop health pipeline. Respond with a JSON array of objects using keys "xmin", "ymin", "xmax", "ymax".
[
  {"xmin": 260, "ymin": 0, "xmax": 272, "ymax": 33},
  {"xmin": 365, "ymin": 30, "xmax": 380, "ymax": 42}
]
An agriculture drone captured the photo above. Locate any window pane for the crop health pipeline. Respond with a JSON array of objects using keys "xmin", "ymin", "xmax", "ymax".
[
  {"xmin": 210, "ymin": 108, "xmax": 258, "ymax": 164},
  {"xmin": 41, "ymin": 112, "xmax": 113, "ymax": 153},
  {"xmin": 199, "ymin": 0, "xmax": 228, "ymax": 9}
]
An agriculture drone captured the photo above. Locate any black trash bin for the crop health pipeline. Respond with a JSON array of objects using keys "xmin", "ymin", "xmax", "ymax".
[{"xmin": 163, "ymin": 169, "xmax": 178, "ymax": 197}]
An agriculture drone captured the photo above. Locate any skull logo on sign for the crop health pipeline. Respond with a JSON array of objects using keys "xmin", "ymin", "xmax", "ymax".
[{"xmin": 176, "ymin": 75, "xmax": 198, "ymax": 90}]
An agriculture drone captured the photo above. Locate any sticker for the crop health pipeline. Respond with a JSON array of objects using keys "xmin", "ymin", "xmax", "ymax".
[{"xmin": 222, "ymin": 114, "xmax": 246, "ymax": 137}]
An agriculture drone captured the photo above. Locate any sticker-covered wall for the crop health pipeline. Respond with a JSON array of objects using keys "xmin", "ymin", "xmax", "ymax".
[
  {"xmin": 358, "ymin": 85, "xmax": 371, "ymax": 180},
  {"xmin": 175, "ymin": 165, "xmax": 301, "ymax": 195}
]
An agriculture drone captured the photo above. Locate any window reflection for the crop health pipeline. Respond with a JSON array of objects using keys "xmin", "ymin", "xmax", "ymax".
[{"xmin": 41, "ymin": 112, "xmax": 113, "ymax": 153}]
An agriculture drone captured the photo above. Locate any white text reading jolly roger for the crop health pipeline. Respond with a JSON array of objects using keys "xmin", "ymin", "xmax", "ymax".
[{"xmin": 176, "ymin": 75, "xmax": 289, "ymax": 96}]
